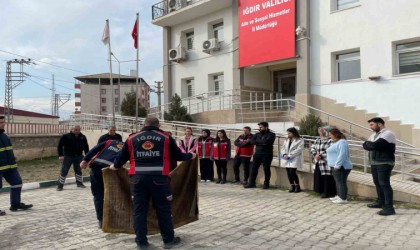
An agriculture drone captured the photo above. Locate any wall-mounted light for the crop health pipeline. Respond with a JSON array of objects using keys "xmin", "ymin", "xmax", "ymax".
[
  {"xmin": 368, "ymin": 76, "xmax": 381, "ymax": 81},
  {"xmin": 296, "ymin": 26, "xmax": 306, "ymax": 36}
]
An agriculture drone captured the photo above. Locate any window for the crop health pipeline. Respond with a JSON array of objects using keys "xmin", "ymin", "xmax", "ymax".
[
  {"xmin": 186, "ymin": 79, "xmax": 194, "ymax": 97},
  {"xmin": 186, "ymin": 32, "xmax": 194, "ymax": 50},
  {"xmin": 213, "ymin": 74, "xmax": 224, "ymax": 95},
  {"xmin": 213, "ymin": 22, "xmax": 224, "ymax": 41},
  {"xmin": 114, "ymin": 106, "xmax": 119, "ymax": 112},
  {"xmin": 101, "ymin": 89, "xmax": 106, "ymax": 94},
  {"xmin": 114, "ymin": 89, "xmax": 119, "ymax": 95},
  {"xmin": 101, "ymin": 98, "xmax": 106, "ymax": 103},
  {"xmin": 115, "ymin": 98, "xmax": 119, "ymax": 105},
  {"xmin": 334, "ymin": 0, "xmax": 360, "ymax": 11},
  {"xmin": 101, "ymin": 106, "xmax": 107, "ymax": 112},
  {"xmin": 335, "ymin": 51, "xmax": 361, "ymax": 81},
  {"xmin": 396, "ymin": 41, "xmax": 420, "ymax": 74}
]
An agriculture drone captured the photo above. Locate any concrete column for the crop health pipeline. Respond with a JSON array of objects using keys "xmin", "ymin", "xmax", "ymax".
[
  {"xmin": 295, "ymin": 0, "xmax": 311, "ymax": 106},
  {"xmin": 232, "ymin": 0, "xmax": 242, "ymax": 90},
  {"xmin": 163, "ymin": 26, "xmax": 172, "ymax": 104}
]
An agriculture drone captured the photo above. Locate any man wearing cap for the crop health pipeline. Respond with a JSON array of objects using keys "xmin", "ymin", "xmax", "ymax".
[{"xmin": 363, "ymin": 117, "xmax": 396, "ymax": 216}]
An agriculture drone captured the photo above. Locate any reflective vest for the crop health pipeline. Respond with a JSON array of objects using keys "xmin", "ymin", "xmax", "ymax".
[
  {"xmin": 197, "ymin": 137, "xmax": 213, "ymax": 159},
  {"xmin": 126, "ymin": 130, "xmax": 171, "ymax": 176},
  {"xmin": 235, "ymin": 134, "xmax": 254, "ymax": 158},
  {"xmin": 0, "ymin": 130, "xmax": 17, "ymax": 172},
  {"xmin": 89, "ymin": 140, "xmax": 124, "ymax": 168},
  {"xmin": 213, "ymin": 140, "xmax": 230, "ymax": 160}
]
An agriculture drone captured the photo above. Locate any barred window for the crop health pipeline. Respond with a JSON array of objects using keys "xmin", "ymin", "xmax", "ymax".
[{"xmin": 397, "ymin": 41, "xmax": 420, "ymax": 74}]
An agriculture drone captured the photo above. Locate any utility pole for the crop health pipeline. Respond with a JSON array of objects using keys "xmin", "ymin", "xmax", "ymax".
[
  {"xmin": 4, "ymin": 59, "xmax": 34, "ymax": 122},
  {"xmin": 51, "ymin": 74, "xmax": 56, "ymax": 116},
  {"xmin": 53, "ymin": 94, "xmax": 71, "ymax": 117},
  {"xmin": 152, "ymin": 81, "xmax": 164, "ymax": 119}
]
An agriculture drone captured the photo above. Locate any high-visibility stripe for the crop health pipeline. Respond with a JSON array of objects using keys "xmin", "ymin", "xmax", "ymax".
[
  {"xmin": 94, "ymin": 158, "xmax": 114, "ymax": 166},
  {"xmin": 0, "ymin": 164, "xmax": 17, "ymax": 171},
  {"xmin": 135, "ymin": 166, "xmax": 163, "ymax": 172},
  {"xmin": 10, "ymin": 184, "xmax": 22, "ymax": 188},
  {"xmin": 0, "ymin": 146, "xmax": 13, "ymax": 152}
]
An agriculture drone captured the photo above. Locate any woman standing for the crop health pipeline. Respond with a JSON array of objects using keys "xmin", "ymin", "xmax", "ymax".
[
  {"xmin": 213, "ymin": 130, "xmax": 231, "ymax": 184},
  {"xmin": 178, "ymin": 127, "xmax": 198, "ymax": 154},
  {"xmin": 281, "ymin": 127, "xmax": 304, "ymax": 193},
  {"xmin": 311, "ymin": 126, "xmax": 336, "ymax": 198},
  {"xmin": 197, "ymin": 129, "xmax": 214, "ymax": 182},
  {"xmin": 326, "ymin": 128, "xmax": 353, "ymax": 204}
]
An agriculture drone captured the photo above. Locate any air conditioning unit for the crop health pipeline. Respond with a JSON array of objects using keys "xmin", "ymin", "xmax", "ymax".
[
  {"xmin": 169, "ymin": 47, "xmax": 187, "ymax": 62},
  {"xmin": 168, "ymin": 0, "xmax": 178, "ymax": 11},
  {"xmin": 202, "ymin": 38, "xmax": 220, "ymax": 53}
]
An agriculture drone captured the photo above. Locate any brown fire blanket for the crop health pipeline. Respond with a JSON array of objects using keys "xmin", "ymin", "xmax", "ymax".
[{"xmin": 102, "ymin": 157, "xmax": 199, "ymax": 235}]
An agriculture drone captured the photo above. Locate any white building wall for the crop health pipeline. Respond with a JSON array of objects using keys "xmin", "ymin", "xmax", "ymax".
[
  {"xmin": 170, "ymin": 7, "xmax": 234, "ymax": 97},
  {"xmin": 310, "ymin": 0, "xmax": 420, "ymax": 127},
  {"xmin": 244, "ymin": 67, "xmax": 271, "ymax": 90}
]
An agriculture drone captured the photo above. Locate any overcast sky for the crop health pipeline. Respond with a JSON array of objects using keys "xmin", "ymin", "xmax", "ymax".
[{"xmin": 0, "ymin": 0, "xmax": 163, "ymax": 119}]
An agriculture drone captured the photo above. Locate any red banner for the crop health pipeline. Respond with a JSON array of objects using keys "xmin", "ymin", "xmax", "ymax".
[{"xmin": 238, "ymin": 0, "xmax": 295, "ymax": 67}]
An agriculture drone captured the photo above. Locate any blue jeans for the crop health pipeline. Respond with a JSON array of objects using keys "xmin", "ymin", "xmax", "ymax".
[
  {"xmin": 371, "ymin": 164, "xmax": 394, "ymax": 210},
  {"xmin": 90, "ymin": 167, "xmax": 104, "ymax": 222},
  {"xmin": 0, "ymin": 168, "xmax": 23, "ymax": 206},
  {"xmin": 130, "ymin": 174, "xmax": 174, "ymax": 245},
  {"xmin": 333, "ymin": 167, "xmax": 351, "ymax": 200}
]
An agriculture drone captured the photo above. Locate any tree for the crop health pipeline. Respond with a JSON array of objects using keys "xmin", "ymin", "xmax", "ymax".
[
  {"xmin": 164, "ymin": 94, "xmax": 193, "ymax": 122},
  {"xmin": 299, "ymin": 114, "xmax": 324, "ymax": 136},
  {"xmin": 120, "ymin": 91, "xmax": 147, "ymax": 117}
]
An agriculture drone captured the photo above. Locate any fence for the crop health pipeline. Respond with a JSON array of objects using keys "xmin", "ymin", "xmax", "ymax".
[{"xmin": 5, "ymin": 123, "xmax": 72, "ymax": 135}]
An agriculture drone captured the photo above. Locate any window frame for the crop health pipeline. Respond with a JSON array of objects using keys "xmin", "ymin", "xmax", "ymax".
[
  {"xmin": 213, "ymin": 74, "xmax": 224, "ymax": 95},
  {"xmin": 332, "ymin": 0, "xmax": 360, "ymax": 12},
  {"xmin": 334, "ymin": 50, "xmax": 361, "ymax": 82},
  {"xmin": 186, "ymin": 31, "xmax": 194, "ymax": 50},
  {"xmin": 396, "ymin": 41, "xmax": 420, "ymax": 75},
  {"xmin": 213, "ymin": 22, "xmax": 224, "ymax": 41},
  {"xmin": 186, "ymin": 79, "xmax": 194, "ymax": 97}
]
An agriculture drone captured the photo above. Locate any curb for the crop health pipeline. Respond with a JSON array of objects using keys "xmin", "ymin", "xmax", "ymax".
[{"xmin": 0, "ymin": 176, "xmax": 90, "ymax": 193}]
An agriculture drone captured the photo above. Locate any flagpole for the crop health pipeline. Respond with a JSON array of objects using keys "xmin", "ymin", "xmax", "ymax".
[
  {"xmin": 106, "ymin": 19, "xmax": 116, "ymax": 126},
  {"xmin": 135, "ymin": 13, "xmax": 140, "ymax": 131}
]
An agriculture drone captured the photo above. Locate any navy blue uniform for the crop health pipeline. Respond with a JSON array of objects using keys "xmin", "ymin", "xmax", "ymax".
[
  {"xmin": 113, "ymin": 126, "xmax": 193, "ymax": 246},
  {"xmin": 83, "ymin": 140, "xmax": 123, "ymax": 224}
]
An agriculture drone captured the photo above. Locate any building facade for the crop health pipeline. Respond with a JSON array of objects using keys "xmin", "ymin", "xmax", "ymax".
[
  {"xmin": 74, "ymin": 73, "xmax": 150, "ymax": 116},
  {"xmin": 152, "ymin": 0, "xmax": 420, "ymax": 145},
  {"xmin": 0, "ymin": 106, "xmax": 59, "ymax": 124}
]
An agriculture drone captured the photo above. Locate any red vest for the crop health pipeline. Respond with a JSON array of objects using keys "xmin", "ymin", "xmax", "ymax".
[
  {"xmin": 213, "ymin": 141, "xmax": 230, "ymax": 160},
  {"xmin": 235, "ymin": 135, "xmax": 254, "ymax": 158},
  {"xmin": 198, "ymin": 137, "xmax": 213, "ymax": 159}
]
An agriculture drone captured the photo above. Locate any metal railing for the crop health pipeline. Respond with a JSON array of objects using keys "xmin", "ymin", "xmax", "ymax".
[
  {"xmin": 5, "ymin": 123, "xmax": 72, "ymax": 135},
  {"xmin": 69, "ymin": 113, "xmax": 420, "ymax": 180},
  {"xmin": 152, "ymin": 0, "xmax": 203, "ymax": 20}
]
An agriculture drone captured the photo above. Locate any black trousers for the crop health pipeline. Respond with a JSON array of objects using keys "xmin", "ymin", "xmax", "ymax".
[
  {"xmin": 0, "ymin": 168, "xmax": 23, "ymax": 207},
  {"xmin": 215, "ymin": 160, "xmax": 228, "ymax": 181},
  {"xmin": 286, "ymin": 168, "xmax": 300, "ymax": 185},
  {"xmin": 90, "ymin": 167, "xmax": 104, "ymax": 222},
  {"xmin": 313, "ymin": 163, "xmax": 336, "ymax": 197},
  {"xmin": 58, "ymin": 155, "xmax": 83, "ymax": 185},
  {"xmin": 199, "ymin": 158, "xmax": 214, "ymax": 181},
  {"xmin": 233, "ymin": 157, "xmax": 251, "ymax": 182},
  {"xmin": 249, "ymin": 154, "xmax": 273, "ymax": 185},
  {"xmin": 371, "ymin": 164, "xmax": 394, "ymax": 210},
  {"xmin": 131, "ymin": 175, "xmax": 174, "ymax": 245}
]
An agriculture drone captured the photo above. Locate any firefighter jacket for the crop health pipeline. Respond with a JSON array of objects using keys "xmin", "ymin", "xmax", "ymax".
[
  {"xmin": 83, "ymin": 140, "xmax": 124, "ymax": 168},
  {"xmin": 234, "ymin": 134, "xmax": 254, "ymax": 158},
  {"xmin": 0, "ymin": 129, "xmax": 17, "ymax": 172},
  {"xmin": 213, "ymin": 139, "xmax": 231, "ymax": 161},
  {"xmin": 113, "ymin": 126, "xmax": 193, "ymax": 176}
]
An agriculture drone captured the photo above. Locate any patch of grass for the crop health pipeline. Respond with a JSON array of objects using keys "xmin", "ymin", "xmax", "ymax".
[{"xmin": 16, "ymin": 156, "xmax": 89, "ymax": 183}]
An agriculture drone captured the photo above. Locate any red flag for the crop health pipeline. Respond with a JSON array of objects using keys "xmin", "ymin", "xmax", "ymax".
[{"xmin": 132, "ymin": 18, "xmax": 138, "ymax": 49}]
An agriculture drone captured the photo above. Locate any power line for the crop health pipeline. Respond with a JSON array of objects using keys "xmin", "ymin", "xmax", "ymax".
[{"xmin": 0, "ymin": 49, "xmax": 91, "ymax": 74}]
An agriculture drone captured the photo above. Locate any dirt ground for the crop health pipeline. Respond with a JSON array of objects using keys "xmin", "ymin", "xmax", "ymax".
[{"xmin": 15, "ymin": 156, "xmax": 90, "ymax": 183}]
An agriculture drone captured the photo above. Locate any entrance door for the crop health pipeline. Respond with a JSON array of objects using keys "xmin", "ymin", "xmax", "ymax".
[{"xmin": 273, "ymin": 69, "xmax": 296, "ymax": 99}]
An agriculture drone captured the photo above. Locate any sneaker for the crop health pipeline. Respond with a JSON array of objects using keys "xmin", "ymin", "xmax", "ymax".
[
  {"xmin": 98, "ymin": 221, "xmax": 103, "ymax": 229},
  {"xmin": 231, "ymin": 180, "xmax": 240, "ymax": 184},
  {"xmin": 137, "ymin": 242, "xmax": 150, "ymax": 250},
  {"xmin": 244, "ymin": 184, "xmax": 256, "ymax": 188},
  {"xmin": 263, "ymin": 184, "xmax": 269, "ymax": 189},
  {"xmin": 164, "ymin": 236, "xmax": 181, "ymax": 249},
  {"xmin": 320, "ymin": 193, "xmax": 328, "ymax": 198},
  {"xmin": 205, "ymin": 180, "xmax": 211, "ymax": 183},
  {"xmin": 220, "ymin": 180, "xmax": 226, "ymax": 184},
  {"xmin": 332, "ymin": 198, "xmax": 348, "ymax": 204},
  {"xmin": 242, "ymin": 181, "xmax": 248, "ymax": 186},
  {"xmin": 77, "ymin": 183, "xmax": 86, "ymax": 188},
  {"xmin": 0, "ymin": 210, "xmax": 5, "ymax": 216},
  {"xmin": 10, "ymin": 203, "xmax": 33, "ymax": 211},
  {"xmin": 216, "ymin": 180, "xmax": 221, "ymax": 184},
  {"xmin": 377, "ymin": 209, "xmax": 396, "ymax": 216},
  {"xmin": 200, "ymin": 180, "xmax": 205, "ymax": 182},
  {"xmin": 329, "ymin": 195, "xmax": 339, "ymax": 201},
  {"xmin": 56, "ymin": 185, "xmax": 63, "ymax": 191}
]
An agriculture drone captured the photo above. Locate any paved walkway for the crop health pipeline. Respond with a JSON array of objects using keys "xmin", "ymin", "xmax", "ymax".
[{"xmin": 1, "ymin": 183, "xmax": 420, "ymax": 250}]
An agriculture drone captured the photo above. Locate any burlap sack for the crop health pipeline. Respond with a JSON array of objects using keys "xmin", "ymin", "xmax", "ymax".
[{"xmin": 102, "ymin": 157, "xmax": 199, "ymax": 234}]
